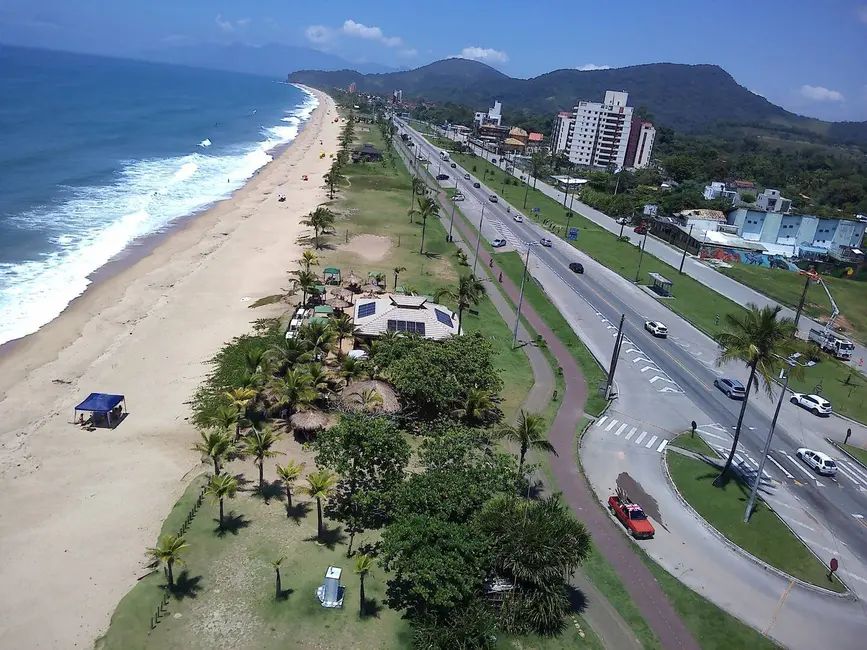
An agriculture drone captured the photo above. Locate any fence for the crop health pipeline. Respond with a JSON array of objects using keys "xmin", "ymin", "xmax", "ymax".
[{"xmin": 148, "ymin": 483, "xmax": 207, "ymax": 633}]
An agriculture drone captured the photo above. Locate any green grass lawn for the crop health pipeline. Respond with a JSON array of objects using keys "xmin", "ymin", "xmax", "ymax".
[
  {"xmin": 667, "ymin": 453, "xmax": 845, "ymax": 592},
  {"xmin": 784, "ymin": 356, "xmax": 867, "ymax": 423},
  {"xmin": 670, "ymin": 431, "xmax": 718, "ymax": 456},
  {"xmin": 721, "ymin": 264, "xmax": 867, "ymax": 344},
  {"xmin": 842, "ymin": 443, "xmax": 867, "ymax": 468}
]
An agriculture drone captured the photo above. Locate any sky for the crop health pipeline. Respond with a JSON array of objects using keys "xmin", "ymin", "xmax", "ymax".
[{"xmin": 2, "ymin": 0, "xmax": 867, "ymax": 121}]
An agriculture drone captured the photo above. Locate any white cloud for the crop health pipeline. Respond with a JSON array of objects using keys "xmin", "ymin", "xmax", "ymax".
[
  {"xmin": 215, "ymin": 14, "xmax": 233, "ymax": 33},
  {"xmin": 453, "ymin": 46, "xmax": 509, "ymax": 64},
  {"xmin": 236, "ymin": 17, "xmax": 251, "ymax": 27},
  {"xmin": 341, "ymin": 20, "xmax": 402, "ymax": 47},
  {"xmin": 305, "ymin": 25, "xmax": 333, "ymax": 44},
  {"xmin": 799, "ymin": 85, "xmax": 845, "ymax": 102},
  {"xmin": 856, "ymin": 5, "xmax": 867, "ymax": 22},
  {"xmin": 398, "ymin": 48, "xmax": 418, "ymax": 58},
  {"xmin": 577, "ymin": 64, "xmax": 610, "ymax": 71}
]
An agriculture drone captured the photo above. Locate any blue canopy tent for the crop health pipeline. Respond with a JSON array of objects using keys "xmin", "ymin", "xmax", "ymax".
[{"xmin": 74, "ymin": 393, "xmax": 127, "ymax": 429}]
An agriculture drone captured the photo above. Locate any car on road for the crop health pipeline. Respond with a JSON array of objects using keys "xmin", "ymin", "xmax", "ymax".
[
  {"xmin": 407, "ymin": 142, "xmax": 414, "ymax": 147},
  {"xmin": 452, "ymin": 192, "xmax": 465, "ymax": 201},
  {"xmin": 644, "ymin": 320, "xmax": 668, "ymax": 338},
  {"xmin": 513, "ymin": 214, "xmax": 523, "ymax": 223},
  {"xmin": 488, "ymin": 195, "xmax": 498, "ymax": 203},
  {"xmin": 608, "ymin": 492, "xmax": 655, "ymax": 539},
  {"xmin": 616, "ymin": 217, "xmax": 630, "ymax": 225},
  {"xmin": 464, "ymin": 173, "xmax": 471, "ymax": 180},
  {"xmin": 540, "ymin": 238, "xmax": 553, "ymax": 247},
  {"xmin": 796, "ymin": 448, "xmax": 838, "ymax": 476},
  {"xmin": 450, "ymin": 162, "xmax": 457, "ymax": 168},
  {"xmin": 713, "ymin": 377, "xmax": 746, "ymax": 399},
  {"xmin": 473, "ymin": 182, "xmax": 481, "ymax": 188},
  {"xmin": 790, "ymin": 393, "xmax": 832, "ymax": 416},
  {"xmin": 491, "ymin": 238, "xmax": 507, "ymax": 248},
  {"xmin": 435, "ymin": 173, "xmax": 450, "ymax": 181},
  {"xmin": 634, "ymin": 225, "xmax": 648, "ymax": 235},
  {"xmin": 568, "ymin": 262, "xmax": 585, "ymax": 274}
]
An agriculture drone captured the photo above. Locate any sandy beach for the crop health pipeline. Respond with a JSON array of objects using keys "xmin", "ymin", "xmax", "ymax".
[{"xmin": 0, "ymin": 87, "xmax": 339, "ymax": 648}]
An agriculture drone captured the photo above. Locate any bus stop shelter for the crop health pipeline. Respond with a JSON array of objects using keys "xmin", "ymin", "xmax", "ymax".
[
  {"xmin": 648, "ymin": 272, "xmax": 673, "ymax": 297},
  {"xmin": 74, "ymin": 393, "xmax": 127, "ymax": 429}
]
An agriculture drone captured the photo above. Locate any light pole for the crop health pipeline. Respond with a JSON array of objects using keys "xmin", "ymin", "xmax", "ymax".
[
  {"xmin": 604, "ymin": 314, "xmax": 626, "ymax": 399},
  {"xmin": 447, "ymin": 182, "xmax": 459, "ymax": 242},
  {"xmin": 472, "ymin": 203, "xmax": 486, "ymax": 275},
  {"xmin": 678, "ymin": 224, "xmax": 694, "ymax": 274},
  {"xmin": 794, "ymin": 270, "xmax": 817, "ymax": 329},
  {"xmin": 522, "ymin": 172, "xmax": 531, "ymax": 209},
  {"xmin": 743, "ymin": 353, "xmax": 806, "ymax": 522},
  {"xmin": 512, "ymin": 243, "xmax": 537, "ymax": 348},
  {"xmin": 634, "ymin": 229, "xmax": 649, "ymax": 283}
]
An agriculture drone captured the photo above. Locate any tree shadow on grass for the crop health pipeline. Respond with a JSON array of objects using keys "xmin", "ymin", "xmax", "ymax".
[
  {"xmin": 230, "ymin": 472, "xmax": 254, "ymax": 490},
  {"xmin": 277, "ymin": 587, "xmax": 295, "ymax": 601},
  {"xmin": 214, "ymin": 511, "xmax": 250, "ymax": 537},
  {"xmin": 422, "ymin": 251, "xmax": 441, "ymax": 260},
  {"xmin": 258, "ymin": 479, "xmax": 284, "ymax": 503},
  {"xmin": 165, "ymin": 570, "xmax": 203, "ymax": 601},
  {"xmin": 286, "ymin": 501, "xmax": 313, "ymax": 525},
  {"xmin": 361, "ymin": 596, "xmax": 384, "ymax": 618},
  {"xmin": 306, "ymin": 525, "xmax": 347, "ymax": 550},
  {"xmin": 565, "ymin": 584, "xmax": 588, "ymax": 615}
]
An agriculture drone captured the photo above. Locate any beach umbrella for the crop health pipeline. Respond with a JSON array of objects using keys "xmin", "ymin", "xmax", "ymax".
[
  {"xmin": 326, "ymin": 296, "xmax": 353, "ymax": 310},
  {"xmin": 332, "ymin": 287, "xmax": 355, "ymax": 300},
  {"xmin": 361, "ymin": 283, "xmax": 384, "ymax": 294},
  {"xmin": 344, "ymin": 272, "xmax": 362, "ymax": 287},
  {"xmin": 289, "ymin": 410, "xmax": 333, "ymax": 436}
]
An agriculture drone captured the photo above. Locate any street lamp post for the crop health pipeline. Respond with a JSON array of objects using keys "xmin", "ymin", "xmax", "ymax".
[
  {"xmin": 566, "ymin": 211, "xmax": 573, "ymax": 234},
  {"xmin": 447, "ymin": 181, "xmax": 459, "ymax": 243},
  {"xmin": 512, "ymin": 243, "xmax": 537, "ymax": 348},
  {"xmin": 472, "ymin": 203, "xmax": 486, "ymax": 275},
  {"xmin": 634, "ymin": 229, "xmax": 649, "ymax": 283},
  {"xmin": 678, "ymin": 224, "xmax": 695, "ymax": 274}
]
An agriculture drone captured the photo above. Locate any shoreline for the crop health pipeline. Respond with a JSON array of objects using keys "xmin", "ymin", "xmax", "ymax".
[{"xmin": 0, "ymin": 87, "xmax": 340, "ymax": 649}]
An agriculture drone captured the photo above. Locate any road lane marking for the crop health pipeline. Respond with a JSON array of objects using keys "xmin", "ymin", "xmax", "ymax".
[
  {"xmin": 645, "ymin": 435, "xmax": 658, "ymax": 449},
  {"xmin": 595, "ymin": 416, "xmax": 608, "ymax": 428},
  {"xmin": 799, "ymin": 539, "xmax": 841, "ymax": 556},
  {"xmin": 788, "ymin": 519, "xmax": 817, "ymax": 532},
  {"xmin": 764, "ymin": 581, "xmax": 793, "ymax": 635},
  {"xmin": 841, "ymin": 460, "xmax": 867, "ymax": 484},
  {"xmin": 635, "ymin": 431, "xmax": 648, "ymax": 445},
  {"xmin": 779, "ymin": 451, "xmax": 816, "ymax": 478},
  {"xmin": 735, "ymin": 453, "xmax": 745, "ymax": 465},
  {"xmin": 700, "ymin": 431, "xmax": 728, "ymax": 440},
  {"xmin": 853, "ymin": 514, "xmax": 864, "ymax": 519},
  {"xmin": 625, "ymin": 428, "xmax": 637, "ymax": 441},
  {"xmin": 834, "ymin": 463, "xmax": 863, "ymax": 486},
  {"xmin": 614, "ymin": 423, "xmax": 628, "ymax": 436},
  {"xmin": 605, "ymin": 419, "xmax": 619, "ymax": 431},
  {"xmin": 657, "ymin": 439, "xmax": 669, "ymax": 453},
  {"xmin": 764, "ymin": 497, "xmax": 797, "ymax": 510},
  {"xmin": 766, "ymin": 455, "xmax": 794, "ymax": 479}
]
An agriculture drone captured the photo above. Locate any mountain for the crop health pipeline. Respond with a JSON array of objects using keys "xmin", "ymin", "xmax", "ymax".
[
  {"xmin": 288, "ymin": 59, "xmax": 867, "ymax": 146},
  {"xmin": 137, "ymin": 43, "xmax": 395, "ymax": 79}
]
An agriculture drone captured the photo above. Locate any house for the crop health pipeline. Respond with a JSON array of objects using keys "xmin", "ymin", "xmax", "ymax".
[
  {"xmin": 351, "ymin": 144, "xmax": 383, "ymax": 163},
  {"xmin": 703, "ymin": 182, "xmax": 740, "ymax": 205},
  {"xmin": 352, "ymin": 295, "xmax": 461, "ymax": 341},
  {"xmin": 526, "ymin": 132, "xmax": 546, "ymax": 154},
  {"xmin": 755, "ymin": 189, "xmax": 792, "ymax": 214}
]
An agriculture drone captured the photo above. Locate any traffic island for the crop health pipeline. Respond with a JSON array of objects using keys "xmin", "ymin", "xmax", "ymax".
[{"xmin": 665, "ymin": 452, "xmax": 847, "ymax": 593}]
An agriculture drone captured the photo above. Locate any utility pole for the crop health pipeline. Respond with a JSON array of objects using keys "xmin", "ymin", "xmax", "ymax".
[
  {"xmin": 512, "ymin": 243, "xmax": 535, "ymax": 348},
  {"xmin": 794, "ymin": 270, "xmax": 814, "ymax": 329},
  {"xmin": 472, "ymin": 203, "xmax": 486, "ymax": 275},
  {"xmin": 678, "ymin": 224, "xmax": 694, "ymax": 274},
  {"xmin": 522, "ymin": 172, "xmax": 530, "ymax": 209},
  {"xmin": 634, "ymin": 229, "xmax": 649, "ymax": 283},
  {"xmin": 447, "ymin": 181, "xmax": 458, "ymax": 242},
  {"xmin": 604, "ymin": 315, "xmax": 626, "ymax": 399},
  {"xmin": 566, "ymin": 211, "xmax": 573, "ymax": 234},
  {"xmin": 562, "ymin": 173, "xmax": 571, "ymax": 207}
]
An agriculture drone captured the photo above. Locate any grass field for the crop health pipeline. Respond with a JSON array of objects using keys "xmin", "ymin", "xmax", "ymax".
[
  {"xmin": 842, "ymin": 443, "xmax": 867, "ymax": 468},
  {"xmin": 667, "ymin": 453, "xmax": 845, "ymax": 592},
  {"xmin": 670, "ymin": 431, "xmax": 717, "ymax": 456}
]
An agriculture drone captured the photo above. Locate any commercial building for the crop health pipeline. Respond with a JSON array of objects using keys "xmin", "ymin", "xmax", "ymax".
[
  {"xmin": 474, "ymin": 100, "xmax": 503, "ymax": 127},
  {"xmin": 703, "ymin": 182, "xmax": 741, "ymax": 204},
  {"xmin": 353, "ymin": 295, "xmax": 461, "ymax": 340}
]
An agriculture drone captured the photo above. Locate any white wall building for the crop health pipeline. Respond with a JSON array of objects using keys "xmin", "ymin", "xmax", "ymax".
[
  {"xmin": 562, "ymin": 91, "xmax": 634, "ymax": 169},
  {"xmin": 474, "ymin": 100, "xmax": 503, "ymax": 127},
  {"xmin": 632, "ymin": 122, "xmax": 655, "ymax": 169},
  {"xmin": 551, "ymin": 112, "xmax": 574, "ymax": 155}
]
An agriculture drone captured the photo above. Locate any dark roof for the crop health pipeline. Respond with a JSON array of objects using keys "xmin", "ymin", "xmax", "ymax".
[
  {"xmin": 75, "ymin": 393, "xmax": 125, "ymax": 413},
  {"xmin": 354, "ymin": 144, "xmax": 381, "ymax": 154}
]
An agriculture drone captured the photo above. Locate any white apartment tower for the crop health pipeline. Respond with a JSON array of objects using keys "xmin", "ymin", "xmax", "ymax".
[
  {"xmin": 632, "ymin": 122, "xmax": 655, "ymax": 169},
  {"xmin": 559, "ymin": 91, "xmax": 635, "ymax": 169}
]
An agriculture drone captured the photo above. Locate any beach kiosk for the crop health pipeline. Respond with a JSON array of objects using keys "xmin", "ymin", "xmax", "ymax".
[
  {"xmin": 74, "ymin": 393, "xmax": 127, "ymax": 429},
  {"xmin": 323, "ymin": 267, "xmax": 341, "ymax": 285},
  {"xmin": 316, "ymin": 566, "xmax": 344, "ymax": 608}
]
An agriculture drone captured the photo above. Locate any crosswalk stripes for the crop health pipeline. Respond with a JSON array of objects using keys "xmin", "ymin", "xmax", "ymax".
[{"xmin": 592, "ymin": 416, "xmax": 669, "ymax": 453}]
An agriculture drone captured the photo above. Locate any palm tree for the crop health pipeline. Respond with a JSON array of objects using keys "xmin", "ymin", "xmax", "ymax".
[
  {"xmin": 271, "ymin": 556, "xmax": 286, "ymax": 600},
  {"xmin": 530, "ymin": 151, "xmax": 548, "ymax": 190},
  {"xmin": 498, "ymin": 410, "xmax": 555, "ymax": 474},
  {"xmin": 339, "ymin": 356, "xmax": 368, "ymax": 386},
  {"xmin": 192, "ymin": 429, "xmax": 234, "ymax": 475},
  {"xmin": 351, "ymin": 387, "xmax": 383, "ymax": 412},
  {"xmin": 304, "ymin": 362, "xmax": 332, "ymax": 401},
  {"xmin": 408, "ymin": 196, "xmax": 440, "ymax": 254},
  {"xmin": 243, "ymin": 427, "xmax": 285, "ymax": 495},
  {"xmin": 207, "ymin": 473, "xmax": 239, "ymax": 529},
  {"xmin": 276, "ymin": 460, "xmax": 306, "ymax": 510},
  {"xmin": 301, "ymin": 205, "xmax": 336, "ymax": 249},
  {"xmin": 297, "ymin": 250, "xmax": 319, "ymax": 273},
  {"xmin": 713, "ymin": 304, "xmax": 801, "ymax": 486},
  {"xmin": 301, "ymin": 469, "xmax": 338, "ymax": 542},
  {"xmin": 223, "ymin": 387, "xmax": 258, "ymax": 438},
  {"xmin": 300, "ymin": 320, "xmax": 336, "ymax": 361},
  {"xmin": 270, "ymin": 368, "xmax": 317, "ymax": 414},
  {"xmin": 433, "ymin": 274, "xmax": 486, "ymax": 332},
  {"xmin": 323, "ymin": 164, "xmax": 345, "ymax": 200},
  {"xmin": 392, "ymin": 266, "xmax": 406, "ymax": 291},
  {"xmin": 207, "ymin": 404, "xmax": 239, "ymax": 439},
  {"xmin": 451, "ymin": 387, "xmax": 495, "ymax": 422},
  {"xmin": 266, "ymin": 336, "xmax": 312, "ymax": 375},
  {"xmin": 243, "ymin": 348, "xmax": 268, "ymax": 376},
  {"xmin": 408, "ymin": 177, "xmax": 426, "ymax": 222},
  {"xmin": 295, "ymin": 269, "xmax": 318, "ymax": 307},
  {"xmin": 330, "ymin": 313, "xmax": 356, "ymax": 354},
  {"xmin": 354, "ymin": 553, "xmax": 373, "ymax": 616},
  {"xmin": 146, "ymin": 534, "xmax": 188, "ymax": 588}
]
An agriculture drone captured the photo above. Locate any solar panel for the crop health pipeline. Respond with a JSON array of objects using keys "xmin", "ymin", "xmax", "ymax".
[
  {"xmin": 357, "ymin": 302, "xmax": 376, "ymax": 318},
  {"xmin": 434, "ymin": 308, "xmax": 454, "ymax": 328}
]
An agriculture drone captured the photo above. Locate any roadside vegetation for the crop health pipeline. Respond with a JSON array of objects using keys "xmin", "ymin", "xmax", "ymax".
[{"xmin": 669, "ymin": 431, "xmax": 717, "ymax": 456}]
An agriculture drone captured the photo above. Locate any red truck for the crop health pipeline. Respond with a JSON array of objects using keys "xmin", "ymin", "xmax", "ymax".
[{"xmin": 608, "ymin": 489, "xmax": 655, "ymax": 539}]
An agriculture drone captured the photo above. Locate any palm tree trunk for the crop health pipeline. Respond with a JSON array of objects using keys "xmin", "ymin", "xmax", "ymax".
[
  {"xmin": 359, "ymin": 575, "xmax": 366, "ymax": 616},
  {"xmin": 316, "ymin": 498, "xmax": 324, "ymax": 540},
  {"xmin": 419, "ymin": 218, "xmax": 427, "ymax": 254},
  {"xmin": 258, "ymin": 462, "xmax": 265, "ymax": 496},
  {"xmin": 213, "ymin": 457, "xmax": 220, "ymax": 476},
  {"xmin": 219, "ymin": 498, "xmax": 225, "ymax": 528},
  {"xmin": 519, "ymin": 444, "xmax": 527, "ymax": 474},
  {"xmin": 393, "ymin": 273, "xmax": 398, "ymax": 290},
  {"xmin": 408, "ymin": 188, "xmax": 415, "ymax": 223},
  {"xmin": 285, "ymin": 486, "xmax": 292, "ymax": 509},
  {"xmin": 714, "ymin": 363, "xmax": 757, "ymax": 487},
  {"xmin": 167, "ymin": 560, "xmax": 174, "ymax": 587},
  {"xmin": 314, "ymin": 227, "xmax": 320, "ymax": 249},
  {"xmin": 275, "ymin": 570, "xmax": 281, "ymax": 600}
]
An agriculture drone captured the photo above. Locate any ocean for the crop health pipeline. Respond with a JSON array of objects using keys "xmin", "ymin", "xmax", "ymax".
[{"xmin": 0, "ymin": 46, "xmax": 316, "ymax": 345}]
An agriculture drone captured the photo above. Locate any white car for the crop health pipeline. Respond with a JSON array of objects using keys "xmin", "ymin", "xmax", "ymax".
[
  {"xmin": 644, "ymin": 320, "xmax": 668, "ymax": 338},
  {"xmin": 452, "ymin": 192, "xmax": 465, "ymax": 202},
  {"xmin": 464, "ymin": 173, "xmax": 471, "ymax": 180},
  {"xmin": 540, "ymin": 238, "xmax": 553, "ymax": 247},
  {"xmin": 790, "ymin": 393, "xmax": 832, "ymax": 416},
  {"xmin": 513, "ymin": 215, "xmax": 524, "ymax": 223},
  {"xmin": 491, "ymin": 238, "xmax": 507, "ymax": 248},
  {"xmin": 796, "ymin": 448, "xmax": 838, "ymax": 476}
]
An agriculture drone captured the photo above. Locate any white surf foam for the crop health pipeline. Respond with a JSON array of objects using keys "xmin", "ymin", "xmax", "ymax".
[
  {"xmin": 198, "ymin": 138, "xmax": 212, "ymax": 147},
  {"xmin": 0, "ymin": 91, "xmax": 319, "ymax": 345}
]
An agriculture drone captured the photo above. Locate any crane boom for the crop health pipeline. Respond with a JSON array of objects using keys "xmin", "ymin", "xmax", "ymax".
[{"xmin": 817, "ymin": 277, "xmax": 839, "ymax": 335}]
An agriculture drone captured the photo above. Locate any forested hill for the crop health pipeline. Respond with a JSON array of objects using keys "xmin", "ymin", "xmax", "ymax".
[{"xmin": 288, "ymin": 59, "xmax": 867, "ymax": 146}]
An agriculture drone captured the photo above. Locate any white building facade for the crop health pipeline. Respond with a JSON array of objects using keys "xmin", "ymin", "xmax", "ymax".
[
  {"xmin": 474, "ymin": 100, "xmax": 503, "ymax": 127},
  {"xmin": 562, "ymin": 91, "xmax": 634, "ymax": 169},
  {"xmin": 551, "ymin": 112, "xmax": 574, "ymax": 155},
  {"xmin": 632, "ymin": 122, "xmax": 655, "ymax": 169}
]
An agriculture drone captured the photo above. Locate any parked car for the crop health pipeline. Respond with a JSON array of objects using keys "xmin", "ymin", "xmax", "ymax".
[
  {"xmin": 568, "ymin": 262, "xmax": 585, "ymax": 274},
  {"xmin": 608, "ymin": 492, "xmax": 655, "ymax": 539},
  {"xmin": 796, "ymin": 448, "xmax": 838, "ymax": 476},
  {"xmin": 790, "ymin": 393, "xmax": 832, "ymax": 416},
  {"xmin": 450, "ymin": 162, "xmax": 457, "ymax": 168},
  {"xmin": 713, "ymin": 377, "xmax": 746, "ymax": 399},
  {"xmin": 644, "ymin": 320, "xmax": 668, "ymax": 338},
  {"xmin": 513, "ymin": 214, "xmax": 523, "ymax": 223},
  {"xmin": 616, "ymin": 217, "xmax": 630, "ymax": 225},
  {"xmin": 436, "ymin": 173, "xmax": 450, "ymax": 181},
  {"xmin": 464, "ymin": 173, "xmax": 471, "ymax": 180},
  {"xmin": 473, "ymin": 182, "xmax": 481, "ymax": 188},
  {"xmin": 491, "ymin": 238, "xmax": 507, "ymax": 248},
  {"xmin": 634, "ymin": 225, "xmax": 648, "ymax": 235},
  {"xmin": 540, "ymin": 238, "xmax": 553, "ymax": 247}
]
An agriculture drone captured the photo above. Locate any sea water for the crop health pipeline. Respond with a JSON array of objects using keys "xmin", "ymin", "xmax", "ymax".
[{"xmin": 0, "ymin": 46, "xmax": 317, "ymax": 345}]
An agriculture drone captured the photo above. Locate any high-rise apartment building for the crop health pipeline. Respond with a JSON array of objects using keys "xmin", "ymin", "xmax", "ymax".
[{"xmin": 348, "ymin": 82, "xmax": 357, "ymax": 94}]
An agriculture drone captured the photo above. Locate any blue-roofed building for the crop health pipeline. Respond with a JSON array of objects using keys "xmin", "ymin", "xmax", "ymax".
[{"xmin": 352, "ymin": 295, "xmax": 461, "ymax": 341}]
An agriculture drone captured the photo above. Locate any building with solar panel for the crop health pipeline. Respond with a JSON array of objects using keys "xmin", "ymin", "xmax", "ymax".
[{"xmin": 353, "ymin": 295, "xmax": 461, "ymax": 341}]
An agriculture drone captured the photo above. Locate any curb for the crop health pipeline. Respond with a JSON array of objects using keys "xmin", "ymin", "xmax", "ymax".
[
  {"xmin": 826, "ymin": 438, "xmax": 867, "ymax": 473},
  {"xmin": 660, "ymin": 451, "xmax": 854, "ymax": 600}
]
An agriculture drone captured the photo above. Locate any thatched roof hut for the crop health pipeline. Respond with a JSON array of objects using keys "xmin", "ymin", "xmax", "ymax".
[
  {"xmin": 332, "ymin": 287, "xmax": 355, "ymax": 300},
  {"xmin": 326, "ymin": 296, "xmax": 353, "ymax": 310},
  {"xmin": 340, "ymin": 380, "xmax": 402, "ymax": 414},
  {"xmin": 344, "ymin": 272, "xmax": 362, "ymax": 286},
  {"xmin": 289, "ymin": 410, "xmax": 333, "ymax": 434}
]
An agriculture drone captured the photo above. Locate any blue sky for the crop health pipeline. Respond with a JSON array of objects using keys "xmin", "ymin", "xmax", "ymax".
[{"xmin": 2, "ymin": 0, "xmax": 866, "ymax": 121}]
